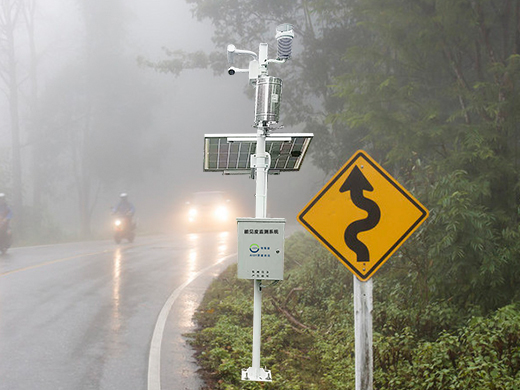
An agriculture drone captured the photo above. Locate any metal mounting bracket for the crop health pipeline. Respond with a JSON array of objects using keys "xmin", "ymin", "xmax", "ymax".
[{"xmin": 241, "ymin": 367, "xmax": 272, "ymax": 382}]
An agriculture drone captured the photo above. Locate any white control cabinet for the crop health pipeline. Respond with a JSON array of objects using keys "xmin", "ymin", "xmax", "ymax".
[{"xmin": 237, "ymin": 218, "xmax": 285, "ymax": 280}]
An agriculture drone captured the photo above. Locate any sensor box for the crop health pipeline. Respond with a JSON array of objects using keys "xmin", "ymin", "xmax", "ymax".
[{"xmin": 237, "ymin": 218, "xmax": 285, "ymax": 280}]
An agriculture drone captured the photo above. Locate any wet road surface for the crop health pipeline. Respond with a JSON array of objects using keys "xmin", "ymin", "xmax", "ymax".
[{"xmin": 0, "ymin": 232, "xmax": 235, "ymax": 390}]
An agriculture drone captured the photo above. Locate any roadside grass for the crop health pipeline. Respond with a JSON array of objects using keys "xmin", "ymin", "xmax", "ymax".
[{"xmin": 188, "ymin": 232, "xmax": 520, "ymax": 389}]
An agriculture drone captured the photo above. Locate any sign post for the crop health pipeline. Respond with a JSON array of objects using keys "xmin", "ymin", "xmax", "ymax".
[
  {"xmin": 354, "ymin": 277, "xmax": 373, "ymax": 390},
  {"xmin": 298, "ymin": 150, "xmax": 428, "ymax": 389}
]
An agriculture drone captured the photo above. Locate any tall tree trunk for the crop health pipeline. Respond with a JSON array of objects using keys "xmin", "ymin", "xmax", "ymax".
[
  {"xmin": 24, "ymin": 0, "xmax": 42, "ymax": 233},
  {"xmin": 1, "ymin": 0, "xmax": 23, "ymax": 233},
  {"xmin": 76, "ymin": 0, "xmax": 126, "ymax": 238},
  {"xmin": 80, "ymin": 117, "xmax": 92, "ymax": 238}
]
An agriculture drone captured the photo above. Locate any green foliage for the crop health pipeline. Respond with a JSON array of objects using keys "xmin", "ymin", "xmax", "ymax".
[
  {"xmin": 374, "ymin": 304, "xmax": 520, "ymax": 390},
  {"xmin": 176, "ymin": 0, "xmax": 520, "ymax": 386},
  {"xmin": 175, "ymin": 0, "xmax": 520, "ymax": 313},
  {"xmin": 328, "ymin": 0, "xmax": 520, "ymax": 312},
  {"xmin": 190, "ymin": 234, "xmax": 520, "ymax": 389}
]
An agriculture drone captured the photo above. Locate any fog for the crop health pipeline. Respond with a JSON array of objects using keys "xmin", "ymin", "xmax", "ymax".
[{"xmin": 0, "ymin": 0, "xmax": 323, "ymax": 241}]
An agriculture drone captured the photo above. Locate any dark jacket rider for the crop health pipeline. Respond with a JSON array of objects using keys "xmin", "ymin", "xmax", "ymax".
[
  {"xmin": 0, "ymin": 193, "xmax": 13, "ymax": 228},
  {"xmin": 113, "ymin": 193, "xmax": 135, "ymax": 217}
]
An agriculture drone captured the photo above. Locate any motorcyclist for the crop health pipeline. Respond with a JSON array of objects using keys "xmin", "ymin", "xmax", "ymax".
[
  {"xmin": 112, "ymin": 193, "xmax": 135, "ymax": 226},
  {"xmin": 0, "ymin": 193, "xmax": 13, "ymax": 252},
  {"xmin": 0, "ymin": 193, "xmax": 13, "ymax": 230}
]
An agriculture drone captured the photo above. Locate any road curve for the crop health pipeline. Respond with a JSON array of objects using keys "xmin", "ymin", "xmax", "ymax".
[{"xmin": 0, "ymin": 231, "xmax": 236, "ymax": 390}]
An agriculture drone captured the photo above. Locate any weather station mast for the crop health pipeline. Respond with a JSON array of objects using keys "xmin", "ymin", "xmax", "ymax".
[{"xmin": 203, "ymin": 24, "xmax": 313, "ymax": 382}]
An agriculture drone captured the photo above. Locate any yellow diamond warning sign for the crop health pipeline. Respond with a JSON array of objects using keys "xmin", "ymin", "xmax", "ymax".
[{"xmin": 298, "ymin": 150, "xmax": 428, "ymax": 281}]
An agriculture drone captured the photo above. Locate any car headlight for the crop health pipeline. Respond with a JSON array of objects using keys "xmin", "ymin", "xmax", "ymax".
[
  {"xmin": 188, "ymin": 208, "xmax": 198, "ymax": 222},
  {"xmin": 115, "ymin": 219, "xmax": 122, "ymax": 227},
  {"xmin": 214, "ymin": 206, "xmax": 229, "ymax": 221}
]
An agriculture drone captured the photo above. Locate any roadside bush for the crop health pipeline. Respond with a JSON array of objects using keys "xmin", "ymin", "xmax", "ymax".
[
  {"xmin": 189, "ymin": 233, "xmax": 520, "ymax": 389},
  {"xmin": 375, "ymin": 304, "xmax": 520, "ymax": 389}
]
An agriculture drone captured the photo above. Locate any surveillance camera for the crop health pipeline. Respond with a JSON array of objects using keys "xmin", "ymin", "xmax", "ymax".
[{"xmin": 228, "ymin": 67, "xmax": 236, "ymax": 76}]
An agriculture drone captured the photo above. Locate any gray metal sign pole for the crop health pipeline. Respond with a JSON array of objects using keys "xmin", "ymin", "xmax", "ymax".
[{"xmin": 354, "ymin": 277, "xmax": 373, "ymax": 390}]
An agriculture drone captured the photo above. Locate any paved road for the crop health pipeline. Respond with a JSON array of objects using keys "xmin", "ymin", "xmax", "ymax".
[{"xmin": 0, "ymin": 232, "xmax": 236, "ymax": 390}]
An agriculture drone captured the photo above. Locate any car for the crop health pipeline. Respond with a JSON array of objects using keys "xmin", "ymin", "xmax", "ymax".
[{"xmin": 184, "ymin": 191, "xmax": 237, "ymax": 232}]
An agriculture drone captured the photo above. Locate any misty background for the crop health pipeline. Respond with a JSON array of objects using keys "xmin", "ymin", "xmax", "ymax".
[{"xmin": 0, "ymin": 0, "xmax": 323, "ymax": 242}]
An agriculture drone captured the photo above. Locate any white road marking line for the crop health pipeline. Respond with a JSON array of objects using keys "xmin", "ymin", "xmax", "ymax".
[{"xmin": 147, "ymin": 253, "xmax": 235, "ymax": 390}]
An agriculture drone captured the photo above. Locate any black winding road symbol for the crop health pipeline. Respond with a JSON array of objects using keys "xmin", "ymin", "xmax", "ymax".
[{"xmin": 340, "ymin": 166, "xmax": 381, "ymax": 262}]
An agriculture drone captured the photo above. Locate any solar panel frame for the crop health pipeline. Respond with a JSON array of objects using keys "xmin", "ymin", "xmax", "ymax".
[{"xmin": 203, "ymin": 133, "xmax": 313, "ymax": 174}]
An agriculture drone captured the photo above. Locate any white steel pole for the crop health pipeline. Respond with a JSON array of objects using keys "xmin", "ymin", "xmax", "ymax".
[
  {"xmin": 255, "ymin": 126, "xmax": 268, "ymax": 218},
  {"xmin": 354, "ymin": 276, "xmax": 373, "ymax": 390},
  {"xmin": 244, "ymin": 125, "xmax": 270, "ymax": 381},
  {"xmin": 243, "ymin": 39, "xmax": 274, "ymax": 383},
  {"xmin": 252, "ymin": 126, "xmax": 267, "ymax": 371},
  {"xmin": 252, "ymin": 278, "xmax": 263, "ymax": 373}
]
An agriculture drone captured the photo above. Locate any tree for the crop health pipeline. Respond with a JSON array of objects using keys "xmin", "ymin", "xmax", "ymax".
[
  {"xmin": 33, "ymin": 0, "xmax": 167, "ymax": 237},
  {"xmin": 0, "ymin": 0, "xmax": 50, "ymax": 241},
  {"xmin": 165, "ymin": 0, "xmax": 520, "ymax": 312},
  {"xmin": 23, "ymin": 0, "xmax": 45, "ymax": 239},
  {"xmin": 331, "ymin": 0, "xmax": 520, "ymax": 311},
  {"xmin": 142, "ymin": 0, "xmax": 358, "ymax": 172},
  {"xmin": 0, "ymin": 0, "xmax": 24, "ymax": 230}
]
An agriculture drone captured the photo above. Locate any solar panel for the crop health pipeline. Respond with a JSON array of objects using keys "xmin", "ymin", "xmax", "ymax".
[{"xmin": 204, "ymin": 133, "xmax": 313, "ymax": 174}]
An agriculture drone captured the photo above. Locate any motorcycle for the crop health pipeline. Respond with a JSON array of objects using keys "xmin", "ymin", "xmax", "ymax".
[
  {"xmin": 113, "ymin": 214, "xmax": 135, "ymax": 244},
  {"xmin": 0, "ymin": 218, "xmax": 12, "ymax": 254}
]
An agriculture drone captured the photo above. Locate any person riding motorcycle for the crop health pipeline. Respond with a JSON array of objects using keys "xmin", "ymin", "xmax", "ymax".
[
  {"xmin": 112, "ymin": 193, "xmax": 136, "ymax": 243},
  {"xmin": 112, "ymin": 193, "xmax": 135, "ymax": 220},
  {"xmin": 0, "ymin": 193, "xmax": 13, "ymax": 253}
]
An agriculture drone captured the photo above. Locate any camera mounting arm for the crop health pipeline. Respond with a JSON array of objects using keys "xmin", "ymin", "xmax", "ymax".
[
  {"xmin": 226, "ymin": 24, "xmax": 294, "ymax": 85},
  {"xmin": 227, "ymin": 44, "xmax": 257, "ymax": 63},
  {"xmin": 226, "ymin": 44, "xmax": 262, "ymax": 83}
]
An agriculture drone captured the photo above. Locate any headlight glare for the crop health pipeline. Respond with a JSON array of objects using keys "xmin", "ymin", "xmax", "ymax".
[
  {"xmin": 214, "ymin": 206, "xmax": 229, "ymax": 221},
  {"xmin": 188, "ymin": 208, "xmax": 198, "ymax": 222}
]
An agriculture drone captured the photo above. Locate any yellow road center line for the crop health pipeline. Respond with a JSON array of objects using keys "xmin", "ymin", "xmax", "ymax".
[{"xmin": 0, "ymin": 250, "xmax": 109, "ymax": 277}]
